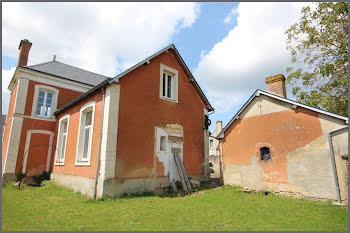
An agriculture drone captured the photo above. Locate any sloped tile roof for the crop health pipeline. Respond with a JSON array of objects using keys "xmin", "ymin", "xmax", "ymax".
[{"xmin": 22, "ymin": 60, "xmax": 108, "ymax": 86}]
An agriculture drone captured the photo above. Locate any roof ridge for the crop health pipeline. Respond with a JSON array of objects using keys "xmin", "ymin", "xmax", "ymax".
[
  {"xmin": 217, "ymin": 89, "xmax": 348, "ymax": 139},
  {"xmin": 28, "ymin": 59, "xmax": 109, "ymax": 78},
  {"xmin": 26, "ymin": 60, "xmax": 55, "ymax": 68},
  {"xmin": 257, "ymin": 89, "xmax": 348, "ymax": 120},
  {"xmin": 112, "ymin": 44, "xmax": 175, "ymax": 80}
]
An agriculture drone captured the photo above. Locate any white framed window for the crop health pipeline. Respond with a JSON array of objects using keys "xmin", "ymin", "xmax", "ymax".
[
  {"xmin": 160, "ymin": 64, "xmax": 178, "ymax": 103},
  {"xmin": 54, "ymin": 115, "xmax": 70, "ymax": 165},
  {"xmin": 31, "ymin": 85, "xmax": 59, "ymax": 119},
  {"xmin": 210, "ymin": 139, "xmax": 213, "ymax": 149},
  {"xmin": 162, "ymin": 73, "xmax": 173, "ymax": 99},
  {"xmin": 75, "ymin": 102, "xmax": 95, "ymax": 166},
  {"xmin": 36, "ymin": 90, "xmax": 53, "ymax": 117}
]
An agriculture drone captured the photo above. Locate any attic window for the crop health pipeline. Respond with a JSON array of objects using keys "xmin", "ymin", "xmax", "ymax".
[
  {"xmin": 260, "ymin": 147, "xmax": 270, "ymax": 161},
  {"xmin": 162, "ymin": 73, "xmax": 173, "ymax": 99},
  {"xmin": 160, "ymin": 64, "xmax": 178, "ymax": 103}
]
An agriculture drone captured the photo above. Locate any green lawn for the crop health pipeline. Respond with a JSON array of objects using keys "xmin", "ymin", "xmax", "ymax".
[{"xmin": 2, "ymin": 182, "xmax": 348, "ymax": 231}]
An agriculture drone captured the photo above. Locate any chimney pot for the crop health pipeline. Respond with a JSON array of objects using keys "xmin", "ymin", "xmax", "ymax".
[
  {"xmin": 17, "ymin": 39, "xmax": 32, "ymax": 66},
  {"xmin": 265, "ymin": 74, "xmax": 287, "ymax": 98}
]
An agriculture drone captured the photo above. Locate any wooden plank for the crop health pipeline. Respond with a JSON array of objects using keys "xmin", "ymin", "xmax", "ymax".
[
  {"xmin": 180, "ymin": 161, "xmax": 192, "ymax": 191},
  {"xmin": 173, "ymin": 152, "xmax": 188, "ymax": 192},
  {"xmin": 171, "ymin": 181, "xmax": 178, "ymax": 193},
  {"xmin": 173, "ymin": 152, "xmax": 192, "ymax": 192}
]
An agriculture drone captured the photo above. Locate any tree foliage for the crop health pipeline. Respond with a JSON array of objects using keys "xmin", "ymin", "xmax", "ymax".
[{"xmin": 285, "ymin": 2, "xmax": 348, "ymax": 116}]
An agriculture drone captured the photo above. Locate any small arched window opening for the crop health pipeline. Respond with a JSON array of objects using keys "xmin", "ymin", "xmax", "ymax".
[{"xmin": 260, "ymin": 147, "xmax": 270, "ymax": 161}]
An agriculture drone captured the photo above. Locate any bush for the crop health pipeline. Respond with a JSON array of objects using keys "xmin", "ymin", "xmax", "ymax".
[
  {"xmin": 16, "ymin": 171, "xmax": 26, "ymax": 182},
  {"xmin": 31, "ymin": 170, "xmax": 51, "ymax": 186}
]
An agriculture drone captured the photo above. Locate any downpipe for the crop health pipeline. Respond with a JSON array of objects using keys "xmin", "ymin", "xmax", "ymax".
[
  {"xmin": 93, "ymin": 87, "xmax": 106, "ymax": 199},
  {"xmin": 327, "ymin": 125, "xmax": 348, "ymax": 205}
]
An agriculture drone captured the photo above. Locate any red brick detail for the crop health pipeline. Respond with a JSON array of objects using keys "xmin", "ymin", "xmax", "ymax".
[
  {"xmin": 265, "ymin": 74, "xmax": 286, "ymax": 98},
  {"xmin": 18, "ymin": 39, "xmax": 32, "ymax": 66}
]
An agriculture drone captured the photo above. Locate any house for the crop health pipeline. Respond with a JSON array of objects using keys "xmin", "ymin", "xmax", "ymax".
[
  {"xmin": 217, "ymin": 74, "xmax": 348, "ymax": 203},
  {"xmin": 208, "ymin": 121, "xmax": 222, "ymax": 179},
  {"xmin": 2, "ymin": 39, "xmax": 214, "ymax": 198}
]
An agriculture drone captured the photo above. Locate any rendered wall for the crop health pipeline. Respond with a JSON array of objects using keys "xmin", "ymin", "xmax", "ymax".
[
  {"xmin": 220, "ymin": 95, "xmax": 348, "ymax": 201},
  {"xmin": 2, "ymin": 76, "xmax": 85, "ymax": 182},
  {"xmin": 52, "ymin": 90, "xmax": 103, "ymax": 179},
  {"xmin": 115, "ymin": 50, "xmax": 206, "ymax": 186}
]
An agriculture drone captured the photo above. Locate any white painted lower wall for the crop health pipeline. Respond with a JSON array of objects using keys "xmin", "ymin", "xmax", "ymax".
[{"xmin": 51, "ymin": 173, "xmax": 95, "ymax": 197}]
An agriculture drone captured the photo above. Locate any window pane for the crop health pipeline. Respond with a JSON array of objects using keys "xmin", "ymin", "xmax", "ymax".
[
  {"xmin": 47, "ymin": 92, "xmax": 53, "ymax": 99},
  {"xmin": 82, "ymin": 128, "xmax": 90, "ymax": 158},
  {"xmin": 62, "ymin": 121, "xmax": 67, "ymax": 133},
  {"xmin": 46, "ymin": 97, "xmax": 52, "ymax": 106},
  {"xmin": 85, "ymin": 111, "xmax": 92, "ymax": 126},
  {"xmin": 36, "ymin": 93, "xmax": 44, "ymax": 115},
  {"xmin": 36, "ymin": 105, "xmax": 42, "ymax": 115},
  {"xmin": 162, "ymin": 73, "xmax": 166, "ymax": 97},
  {"xmin": 38, "ymin": 96, "xmax": 44, "ymax": 103},
  {"xmin": 39, "ymin": 91, "xmax": 45, "ymax": 97},
  {"xmin": 60, "ymin": 134, "xmax": 66, "ymax": 160},
  {"xmin": 167, "ymin": 75, "xmax": 172, "ymax": 98}
]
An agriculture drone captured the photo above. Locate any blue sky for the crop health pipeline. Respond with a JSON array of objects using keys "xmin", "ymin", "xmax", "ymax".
[{"xmin": 2, "ymin": 2, "xmax": 306, "ymax": 131}]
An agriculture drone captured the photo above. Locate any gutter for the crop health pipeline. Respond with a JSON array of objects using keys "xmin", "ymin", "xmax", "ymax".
[
  {"xmin": 54, "ymin": 78, "xmax": 111, "ymax": 115},
  {"xmin": 93, "ymin": 87, "xmax": 106, "ymax": 199},
  {"xmin": 327, "ymin": 125, "xmax": 348, "ymax": 205}
]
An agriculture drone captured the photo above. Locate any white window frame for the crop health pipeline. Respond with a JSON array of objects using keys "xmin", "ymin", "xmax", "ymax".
[
  {"xmin": 54, "ymin": 114, "xmax": 70, "ymax": 165},
  {"xmin": 210, "ymin": 139, "xmax": 213, "ymax": 149},
  {"xmin": 75, "ymin": 102, "xmax": 95, "ymax": 166},
  {"xmin": 31, "ymin": 85, "xmax": 59, "ymax": 119},
  {"xmin": 160, "ymin": 64, "xmax": 178, "ymax": 103}
]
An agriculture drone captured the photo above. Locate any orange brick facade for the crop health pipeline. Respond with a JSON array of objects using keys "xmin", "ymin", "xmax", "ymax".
[
  {"xmin": 52, "ymin": 90, "xmax": 103, "ymax": 178},
  {"xmin": 116, "ymin": 51, "xmax": 206, "ymax": 179},
  {"xmin": 2, "ymin": 78, "xmax": 84, "ymax": 179},
  {"xmin": 52, "ymin": 51, "xmax": 207, "ymax": 181}
]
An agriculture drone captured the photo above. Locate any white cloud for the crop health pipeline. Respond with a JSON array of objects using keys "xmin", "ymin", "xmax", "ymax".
[
  {"xmin": 194, "ymin": 2, "xmax": 311, "ymax": 114},
  {"xmin": 224, "ymin": 7, "xmax": 238, "ymax": 24},
  {"xmin": 2, "ymin": 2, "xmax": 200, "ymax": 114}
]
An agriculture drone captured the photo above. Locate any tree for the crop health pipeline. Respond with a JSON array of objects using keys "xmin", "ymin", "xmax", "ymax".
[{"xmin": 285, "ymin": 2, "xmax": 348, "ymax": 116}]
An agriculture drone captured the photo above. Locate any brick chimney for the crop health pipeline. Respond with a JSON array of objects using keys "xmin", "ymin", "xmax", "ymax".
[
  {"xmin": 216, "ymin": 121, "xmax": 223, "ymax": 132},
  {"xmin": 265, "ymin": 74, "xmax": 287, "ymax": 98},
  {"xmin": 17, "ymin": 39, "xmax": 32, "ymax": 66}
]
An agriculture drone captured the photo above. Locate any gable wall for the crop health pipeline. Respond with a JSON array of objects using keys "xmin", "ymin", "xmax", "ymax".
[
  {"xmin": 220, "ymin": 96, "xmax": 348, "ymax": 200},
  {"xmin": 116, "ymin": 51, "xmax": 206, "ymax": 180}
]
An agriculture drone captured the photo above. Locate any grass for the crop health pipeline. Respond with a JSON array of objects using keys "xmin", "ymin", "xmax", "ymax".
[{"xmin": 2, "ymin": 181, "xmax": 348, "ymax": 231}]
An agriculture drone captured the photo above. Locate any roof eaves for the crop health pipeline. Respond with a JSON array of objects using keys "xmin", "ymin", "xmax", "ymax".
[
  {"xmin": 258, "ymin": 90, "xmax": 348, "ymax": 121},
  {"xmin": 109, "ymin": 44, "xmax": 175, "ymax": 84},
  {"xmin": 54, "ymin": 78, "xmax": 112, "ymax": 115},
  {"xmin": 108, "ymin": 44, "xmax": 214, "ymax": 111},
  {"xmin": 170, "ymin": 46, "xmax": 214, "ymax": 111},
  {"xmin": 216, "ymin": 90, "xmax": 259, "ymax": 139}
]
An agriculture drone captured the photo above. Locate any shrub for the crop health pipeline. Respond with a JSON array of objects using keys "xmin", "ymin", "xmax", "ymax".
[
  {"xmin": 16, "ymin": 171, "xmax": 26, "ymax": 182},
  {"xmin": 31, "ymin": 170, "xmax": 51, "ymax": 186}
]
